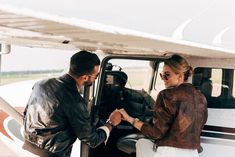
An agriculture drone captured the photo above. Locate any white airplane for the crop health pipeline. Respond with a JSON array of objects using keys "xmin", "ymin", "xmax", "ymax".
[{"xmin": 0, "ymin": 2, "xmax": 235, "ymax": 157}]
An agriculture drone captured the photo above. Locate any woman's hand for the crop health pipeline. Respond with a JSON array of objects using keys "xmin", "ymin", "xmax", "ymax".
[{"xmin": 118, "ymin": 108, "xmax": 133, "ymax": 123}]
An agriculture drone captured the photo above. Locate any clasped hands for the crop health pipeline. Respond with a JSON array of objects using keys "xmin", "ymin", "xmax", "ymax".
[{"xmin": 108, "ymin": 108, "xmax": 132, "ymax": 126}]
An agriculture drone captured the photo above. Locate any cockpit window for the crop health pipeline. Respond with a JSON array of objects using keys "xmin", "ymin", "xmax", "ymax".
[
  {"xmin": 193, "ymin": 68, "xmax": 222, "ymax": 97},
  {"xmin": 105, "ymin": 59, "xmax": 152, "ymax": 91},
  {"xmin": 193, "ymin": 67, "xmax": 235, "ymax": 108}
]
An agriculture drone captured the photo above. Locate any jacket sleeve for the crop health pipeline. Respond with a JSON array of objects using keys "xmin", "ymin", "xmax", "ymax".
[
  {"xmin": 66, "ymin": 100, "xmax": 107, "ymax": 148},
  {"xmin": 140, "ymin": 91, "xmax": 177, "ymax": 139}
]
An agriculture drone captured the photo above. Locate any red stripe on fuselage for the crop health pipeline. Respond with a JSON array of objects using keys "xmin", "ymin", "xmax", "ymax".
[
  {"xmin": 0, "ymin": 107, "xmax": 24, "ymax": 140},
  {"xmin": 0, "ymin": 110, "xmax": 12, "ymax": 139}
]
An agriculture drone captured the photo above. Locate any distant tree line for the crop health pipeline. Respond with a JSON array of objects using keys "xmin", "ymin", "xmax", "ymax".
[{"xmin": 1, "ymin": 69, "xmax": 63, "ymax": 76}]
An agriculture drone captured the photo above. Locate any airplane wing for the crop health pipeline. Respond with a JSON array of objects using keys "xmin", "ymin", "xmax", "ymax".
[{"xmin": 0, "ymin": 4, "xmax": 235, "ymax": 58}]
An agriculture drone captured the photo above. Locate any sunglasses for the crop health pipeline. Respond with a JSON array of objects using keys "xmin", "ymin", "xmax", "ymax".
[{"xmin": 160, "ymin": 72, "xmax": 171, "ymax": 80}]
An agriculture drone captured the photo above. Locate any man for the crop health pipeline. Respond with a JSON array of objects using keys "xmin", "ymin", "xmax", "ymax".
[{"xmin": 23, "ymin": 50, "xmax": 121, "ymax": 157}]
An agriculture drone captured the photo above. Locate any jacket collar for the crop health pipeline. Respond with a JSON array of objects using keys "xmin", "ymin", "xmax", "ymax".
[{"xmin": 59, "ymin": 73, "xmax": 77, "ymax": 91}]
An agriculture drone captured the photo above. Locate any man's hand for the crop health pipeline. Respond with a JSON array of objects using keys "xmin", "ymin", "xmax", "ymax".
[{"xmin": 108, "ymin": 109, "xmax": 122, "ymax": 126}]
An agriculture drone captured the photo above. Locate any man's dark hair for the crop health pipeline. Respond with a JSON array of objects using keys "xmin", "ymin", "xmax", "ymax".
[{"xmin": 69, "ymin": 50, "xmax": 100, "ymax": 77}]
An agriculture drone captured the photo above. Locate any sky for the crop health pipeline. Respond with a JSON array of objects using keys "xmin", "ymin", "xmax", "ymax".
[{"xmin": 1, "ymin": 46, "xmax": 74, "ymax": 71}]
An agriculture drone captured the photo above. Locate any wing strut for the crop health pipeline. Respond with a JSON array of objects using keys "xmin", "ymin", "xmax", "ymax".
[{"xmin": 0, "ymin": 96, "xmax": 23, "ymax": 125}]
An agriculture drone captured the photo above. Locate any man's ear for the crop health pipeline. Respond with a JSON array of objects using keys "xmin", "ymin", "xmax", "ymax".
[{"xmin": 82, "ymin": 75, "xmax": 88, "ymax": 81}]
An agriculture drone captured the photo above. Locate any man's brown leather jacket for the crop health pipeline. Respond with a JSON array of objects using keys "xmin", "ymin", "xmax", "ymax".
[{"xmin": 141, "ymin": 83, "xmax": 208, "ymax": 149}]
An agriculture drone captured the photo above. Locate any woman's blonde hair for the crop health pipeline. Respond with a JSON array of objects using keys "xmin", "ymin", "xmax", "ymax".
[{"xmin": 164, "ymin": 54, "xmax": 193, "ymax": 81}]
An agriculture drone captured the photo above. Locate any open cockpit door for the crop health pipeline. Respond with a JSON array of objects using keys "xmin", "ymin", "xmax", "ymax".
[{"xmin": 83, "ymin": 55, "xmax": 166, "ymax": 157}]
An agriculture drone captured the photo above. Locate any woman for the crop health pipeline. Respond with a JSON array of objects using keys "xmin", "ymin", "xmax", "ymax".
[{"xmin": 119, "ymin": 54, "xmax": 208, "ymax": 157}]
